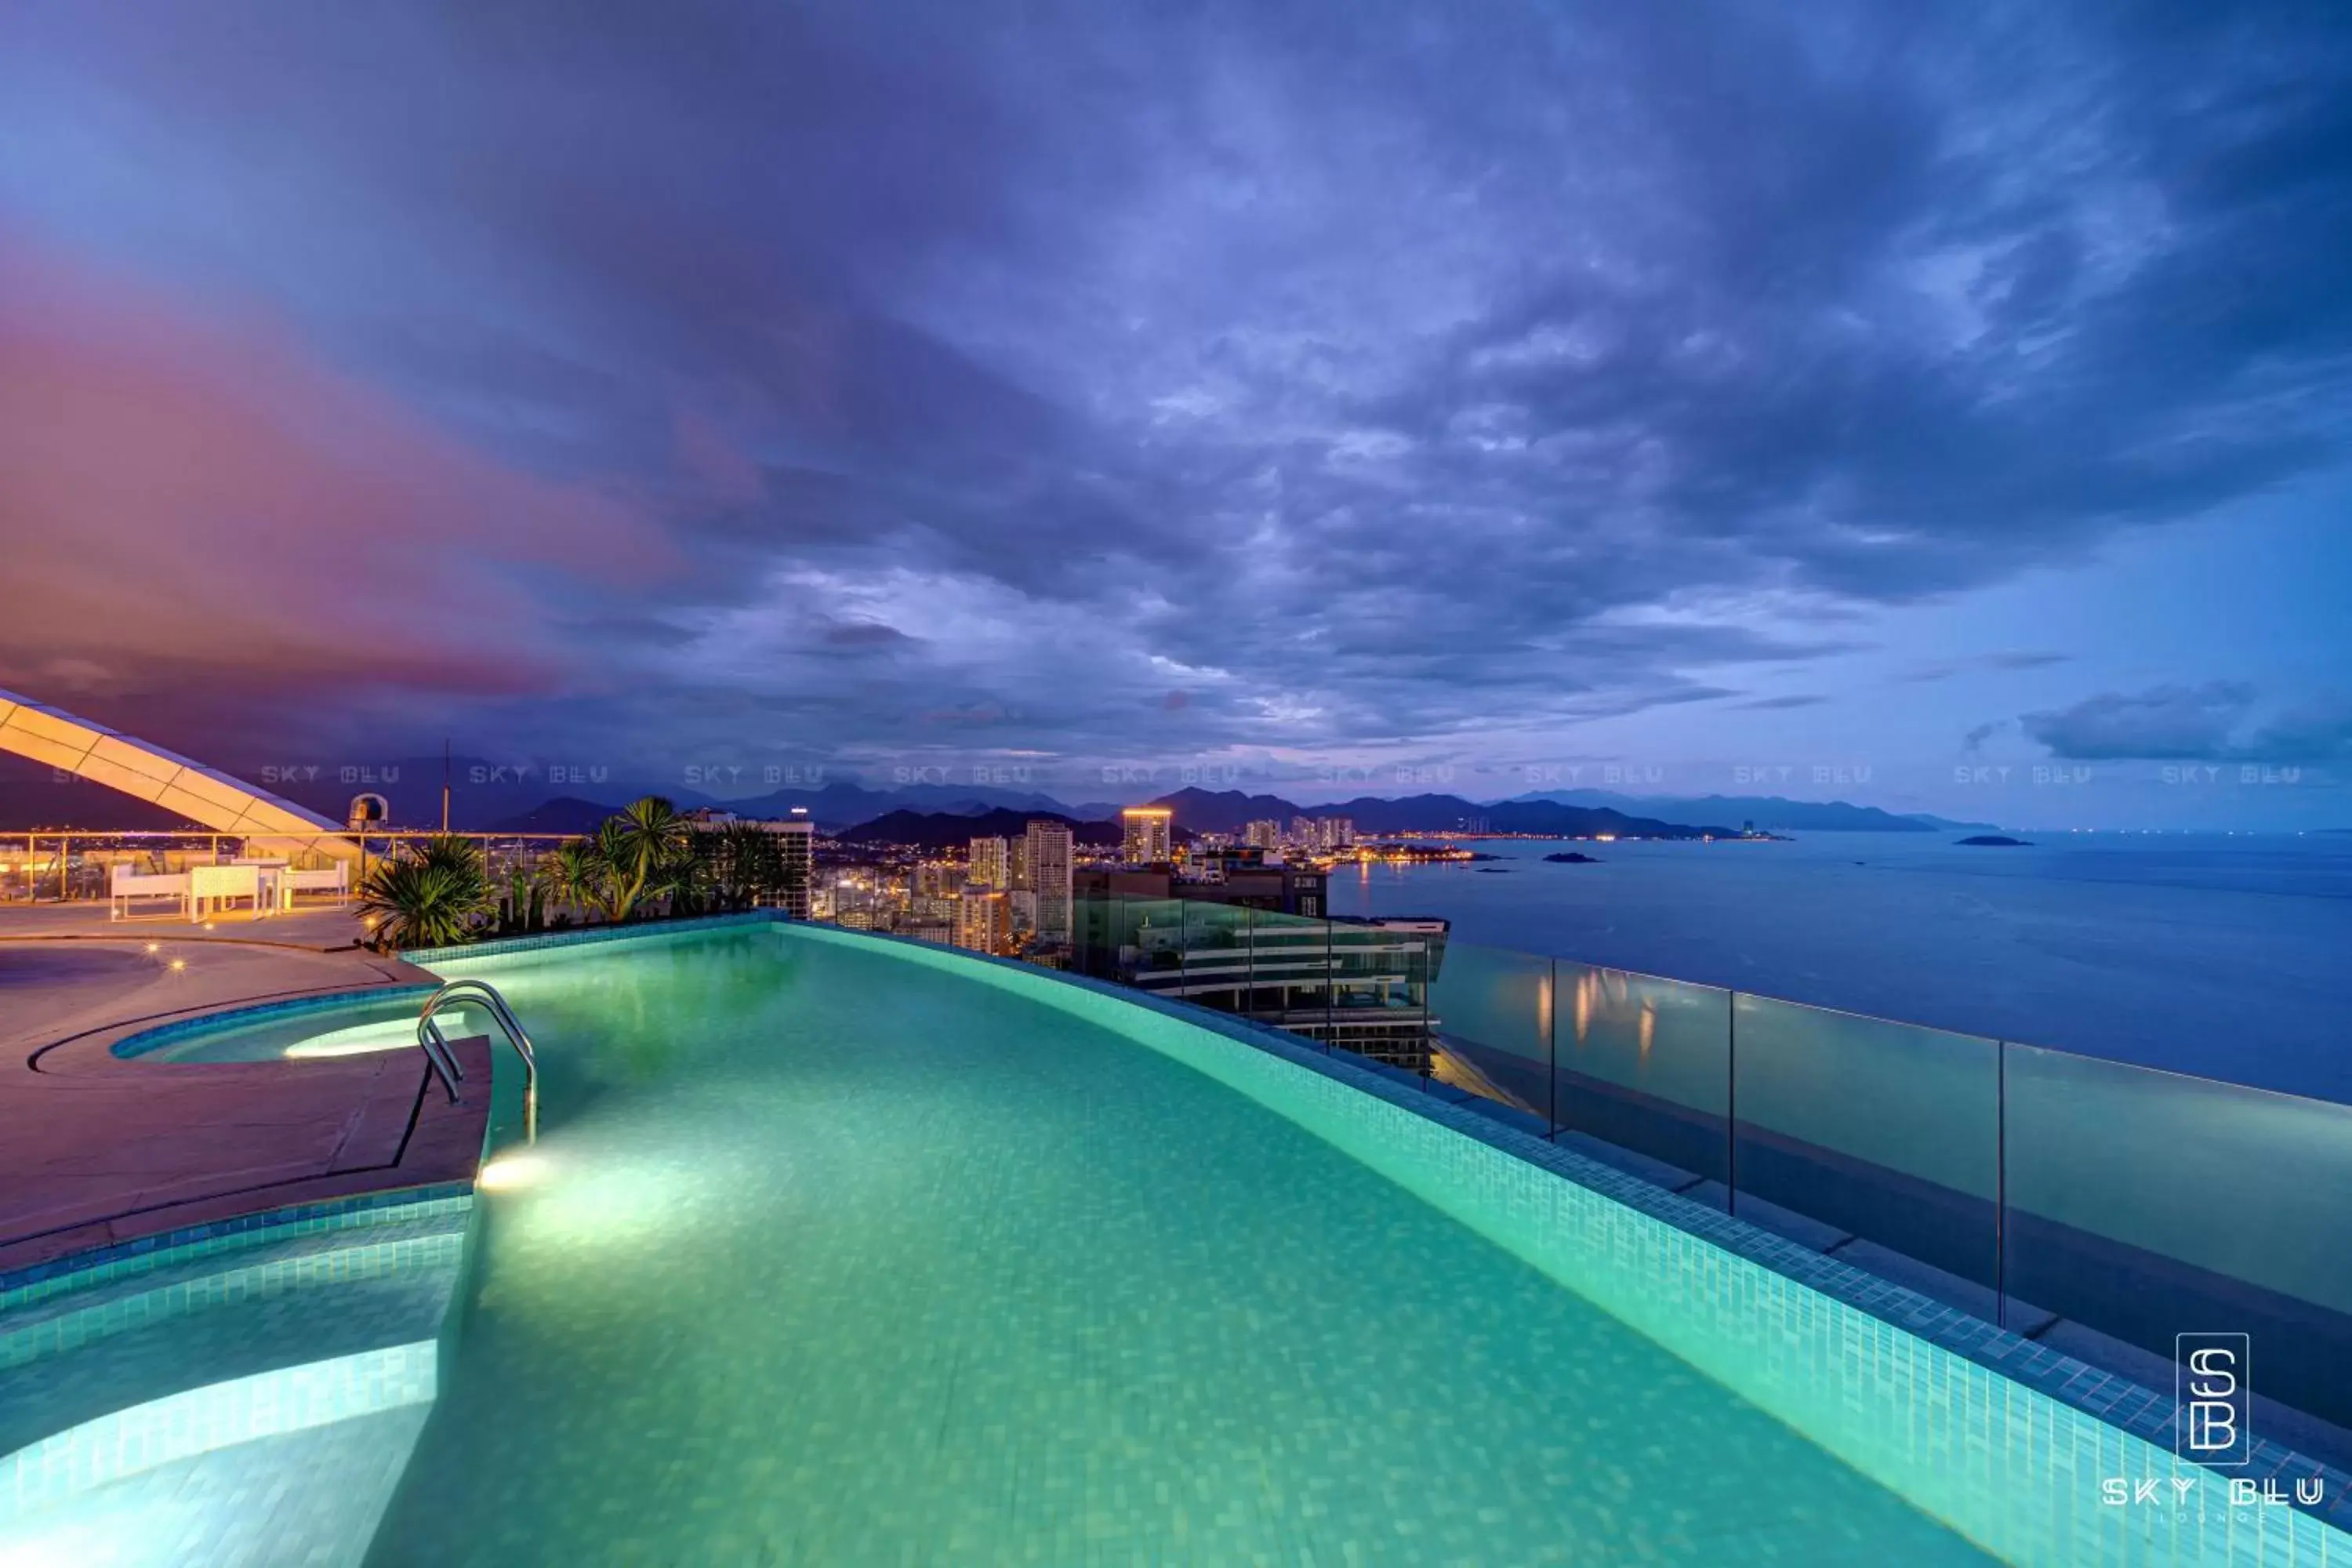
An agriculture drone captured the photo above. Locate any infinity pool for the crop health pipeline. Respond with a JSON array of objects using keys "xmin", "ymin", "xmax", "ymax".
[
  {"xmin": 13, "ymin": 922, "xmax": 2339, "ymax": 1564},
  {"xmin": 383, "ymin": 924, "xmax": 2002, "ymax": 1565}
]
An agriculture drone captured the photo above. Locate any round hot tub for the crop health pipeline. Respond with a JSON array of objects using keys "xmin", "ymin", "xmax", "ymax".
[{"xmin": 111, "ymin": 987, "xmax": 493, "ymax": 1063}]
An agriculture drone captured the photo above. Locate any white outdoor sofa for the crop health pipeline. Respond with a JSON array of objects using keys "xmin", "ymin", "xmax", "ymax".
[
  {"xmin": 281, "ymin": 864, "xmax": 350, "ymax": 905},
  {"xmin": 109, "ymin": 865, "xmax": 191, "ymax": 921},
  {"xmin": 189, "ymin": 863, "xmax": 264, "ymax": 921}
]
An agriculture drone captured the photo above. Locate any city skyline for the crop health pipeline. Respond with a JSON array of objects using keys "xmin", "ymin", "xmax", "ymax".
[{"xmin": 3, "ymin": 4, "xmax": 2350, "ymax": 829}]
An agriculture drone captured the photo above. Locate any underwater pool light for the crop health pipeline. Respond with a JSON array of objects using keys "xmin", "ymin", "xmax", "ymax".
[{"xmin": 478, "ymin": 1152, "xmax": 550, "ymax": 1192}]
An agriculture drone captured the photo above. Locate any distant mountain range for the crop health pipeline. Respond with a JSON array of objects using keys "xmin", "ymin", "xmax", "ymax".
[
  {"xmin": 835, "ymin": 808, "xmax": 1145, "ymax": 851},
  {"xmin": 1500, "ymin": 790, "xmax": 1994, "ymax": 833},
  {"xmin": 1133, "ymin": 787, "xmax": 1744, "ymax": 840},
  {"xmin": 0, "ymin": 750, "xmax": 1996, "ymax": 837}
]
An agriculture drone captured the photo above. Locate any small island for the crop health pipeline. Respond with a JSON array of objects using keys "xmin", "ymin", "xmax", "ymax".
[
  {"xmin": 1542, "ymin": 851, "xmax": 1602, "ymax": 864},
  {"xmin": 1955, "ymin": 835, "xmax": 2031, "ymax": 848},
  {"xmin": 1474, "ymin": 866, "xmax": 1513, "ymax": 873}
]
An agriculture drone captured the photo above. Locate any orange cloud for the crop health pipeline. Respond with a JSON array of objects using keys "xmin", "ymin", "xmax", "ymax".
[{"xmin": 0, "ymin": 237, "xmax": 675, "ymax": 713}]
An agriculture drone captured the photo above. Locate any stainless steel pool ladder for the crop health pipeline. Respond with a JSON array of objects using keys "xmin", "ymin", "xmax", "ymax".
[{"xmin": 416, "ymin": 979, "xmax": 541, "ymax": 1143}]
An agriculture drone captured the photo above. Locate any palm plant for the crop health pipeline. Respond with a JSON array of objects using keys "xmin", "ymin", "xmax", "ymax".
[
  {"xmin": 603, "ymin": 796, "xmax": 693, "ymax": 921},
  {"xmin": 358, "ymin": 835, "xmax": 492, "ymax": 951},
  {"xmin": 713, "ymin": 822, "xmax": 780, "ymax": 910},
  {"xmin": 535, "ymin": 838, "xmax": 610, "ymax": 921},
  {"xmin": 590, "ymin": 818, "xmax": 639, "ymax": 921}
]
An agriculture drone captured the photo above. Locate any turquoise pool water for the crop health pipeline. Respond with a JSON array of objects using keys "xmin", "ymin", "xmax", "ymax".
[
  {"xmin": 391, "ymin": 925, "xmax": 2005, "ymax": 1564},
  {"xmin": 15, "ymin": 923, "xmax": 2342, "ymax": 1564}
]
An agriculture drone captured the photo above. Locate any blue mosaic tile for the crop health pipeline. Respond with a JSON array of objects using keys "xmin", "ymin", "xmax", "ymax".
[{"xmin": 0, "ymin": 1186, "xmax": 471, "ymax": 1309}]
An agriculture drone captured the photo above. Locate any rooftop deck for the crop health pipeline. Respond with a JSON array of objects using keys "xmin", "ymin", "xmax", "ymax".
[{"xmin": 0, "ymin": 906, "xmax": 485, "ymax": 1278}]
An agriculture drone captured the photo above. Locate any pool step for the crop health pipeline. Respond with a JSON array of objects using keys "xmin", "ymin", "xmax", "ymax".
[
  {"xmin": 0, "ymin": 1341, "xmax": 439, "ymax": 1538},
  {"xmin": 0, "ymin": 1214, "xmax": 467, "ymax": 1466},
  {"xmin": 0, "ymin": 1400, "xmax": 434, "ymax": 1568},
  {"xmin": 0, "ymin": 1209, "xmax": 468, "ymax": 1367}
]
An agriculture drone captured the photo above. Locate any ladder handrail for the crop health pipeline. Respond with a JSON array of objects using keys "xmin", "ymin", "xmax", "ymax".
[
  {"xmin": 417, "ymin": 978, "xmax": 540, "ymax": 1143},
  {"xmin": 414, "ymin": 1020, "xmax": 464, "ymax": 1103}
]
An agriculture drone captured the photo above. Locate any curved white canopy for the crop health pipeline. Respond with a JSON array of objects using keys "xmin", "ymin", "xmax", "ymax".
[{"xmin": 0, "ymin": 688, "xmax": 361, "ymax": 861}]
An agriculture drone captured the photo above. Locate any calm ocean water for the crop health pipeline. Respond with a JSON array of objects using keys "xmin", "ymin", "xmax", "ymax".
[{"xmin": 1326, "ymin": 831, "xmax": 2352, "ymax": 1103}]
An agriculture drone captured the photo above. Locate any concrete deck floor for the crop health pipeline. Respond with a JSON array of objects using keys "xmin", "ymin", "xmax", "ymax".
[{"xmin": 1, "ymin": 903, "xmax": 487, "ymax": 1279}]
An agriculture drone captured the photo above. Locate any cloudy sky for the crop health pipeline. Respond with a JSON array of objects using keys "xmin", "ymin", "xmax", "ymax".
[{"xmin": 3, "ymin": 1, "xmax": 2349, "ymax": 826}]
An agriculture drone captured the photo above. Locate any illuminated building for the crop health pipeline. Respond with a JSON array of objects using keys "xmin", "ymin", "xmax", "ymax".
[
  {"xmin": 1025, "ymin": 819, "xmax": 1074, "ymax": 946},
  {"xmin": 1243, "ymin": 819, "xmax": 1283, "ymax": 850},
  {"xmin": 686, "ymin": 811, "xmax": 815, "ymax": 918},
  {"xmin": 1120, "ymin": 807, "xmax": 1173, "ymax": 864},
  {"xmin": 955, "ymin": 887, "xmax": 1012, "ymax": 953},
  {"xmin": 967, "ymin": 836, "xmax": 1012, "ymax": 889}
]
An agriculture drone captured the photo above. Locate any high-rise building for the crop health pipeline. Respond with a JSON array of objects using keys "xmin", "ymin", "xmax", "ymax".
[
  {"xmin": 955, "ymin": 887, "xmax": 1011, "ymax": 953},
  {"xmin": 685, "ymin": 811, "xmax": 814, "ymax": 918},
  {"xmin": 1290, "ymin": 815, "xmax": 1316, "ymax": 844},
  {"xmin": 913, "ymin": 862, "xmax": 965, "ymax": 900},
  {"xmin": 1243, "ymin": 818, "xmax": 1283, "ymax": 851},
  {"xmin": 1025, "ymin": 819, "xmax": 1074, "ymax": 946},
  {"xmin": 912, "ymin": 861, "xmax": 964, "ymax": 926},
  {"xmin": 967, "ymin": 836, "xmax": 1011, "ymax": 889},
  {"xmin": 1120, "ymin": 807, "xmax": 1172, "ymax": 864},
  {"xmin": 1317, "ymin": 817, "xmax": 1354, "ymax": 851},
  {"xmin": 775, "ymin": 819, "xmax": 815, "ymax": 918}
]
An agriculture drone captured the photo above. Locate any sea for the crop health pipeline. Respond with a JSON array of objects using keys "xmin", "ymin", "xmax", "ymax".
[{"xmin": 1325, "ymin": 831, "xmax": 2352, "ymax": 1104}]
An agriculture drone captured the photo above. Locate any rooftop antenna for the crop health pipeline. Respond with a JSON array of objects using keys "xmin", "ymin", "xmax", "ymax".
[{"xmin": 441, "ymin": 739, "xmax": 452, "ymax": 833}]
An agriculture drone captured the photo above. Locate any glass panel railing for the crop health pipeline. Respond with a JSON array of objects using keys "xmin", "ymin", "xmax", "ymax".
[
  {"xmin": 1119, "ymin": 897, "xmax": 1190, "ymax": 1002},
  {"xmin": 1069, "ymin": 890, "xmax": 1120, "ymax": 979},
  {"xmin": 1554, "ymin": 962, "xmax": 1731, "ymax": 1196},
  {"xmin": 1327, "ymin": 918, "xmax": 1433, "ymax": 1073},
  {"xmin": 1425, "ymin": 944, "xmax": 1553, "ymax": 1128},
  {"xmin": 2003, "ymin": 1044, "xmax": 2352, "ymax": 1435},
  {"xmin": 1241, "ymin": 907, "xmax": 1335, "ymax": 1047},
  {"xmin": 1178, "ymin": 899, "xmax": 1256, "ymax": 1022},
  {"xmin": 1731, "ymin": 996, "xmax": 2001, "ymax": 1305}
]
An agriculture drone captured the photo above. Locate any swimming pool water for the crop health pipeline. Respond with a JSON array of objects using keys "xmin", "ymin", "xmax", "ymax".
[
  {"xmin": 362, "ymin": 925, "xmax": 2013, "ymax": 1566},
  {"xmin": 15, "ymin": 922, "xmax": 2343, "ymax": 1563}
]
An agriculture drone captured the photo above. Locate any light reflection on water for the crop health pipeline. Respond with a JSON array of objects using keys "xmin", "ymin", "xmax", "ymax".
[{"xmin": 1331, "ymin": 830, "xmax": 2352, "ymax": 1100}]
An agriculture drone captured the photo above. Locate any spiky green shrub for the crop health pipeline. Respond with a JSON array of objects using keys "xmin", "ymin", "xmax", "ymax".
[{"xmin": 358, "ymin": 836, "xmax": 492, "ymax": 951}]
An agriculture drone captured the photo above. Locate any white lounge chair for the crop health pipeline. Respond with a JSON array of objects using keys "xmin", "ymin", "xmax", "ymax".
[
  {"xmin": 189, "ymin": 863, "xmax": 263, "ymax": 921},
  {"xmin": 110, "ymin": 864, "xmax": 191, "ymax": 921},
  {"xmin": 281, "ymin": 865, "xmax": 350, "ymax": 905}
]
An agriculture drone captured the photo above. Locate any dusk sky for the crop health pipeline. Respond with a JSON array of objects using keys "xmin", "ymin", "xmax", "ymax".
[{"xmin": 4, "ymin": 2, "xmax": 2350, "ymax": 827}]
